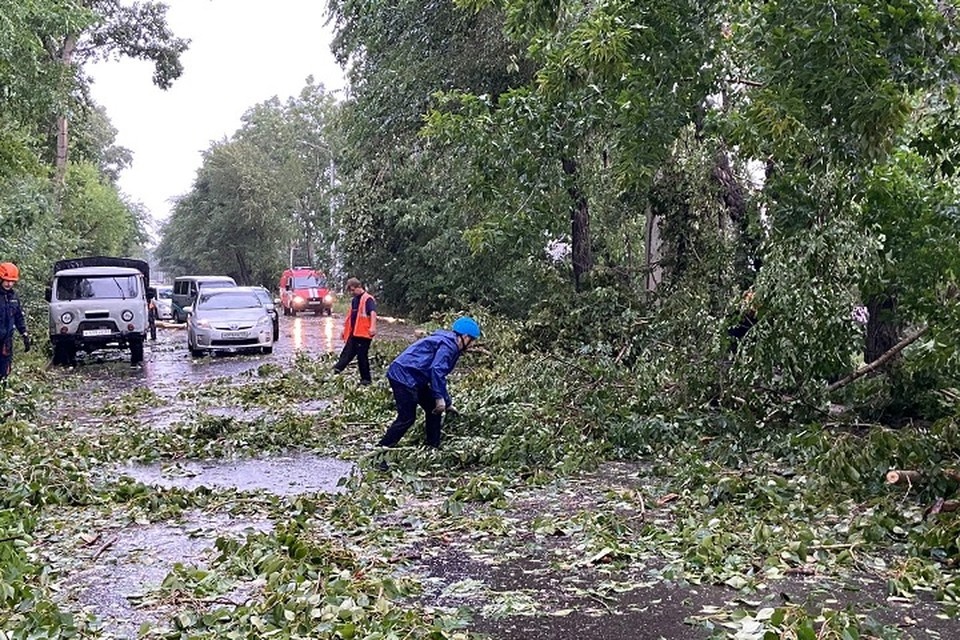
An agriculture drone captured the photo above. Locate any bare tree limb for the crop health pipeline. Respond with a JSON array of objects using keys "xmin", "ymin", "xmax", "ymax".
[{"xmin": 826, "ymin": 325, "xmax": 929, "ymax": 394}]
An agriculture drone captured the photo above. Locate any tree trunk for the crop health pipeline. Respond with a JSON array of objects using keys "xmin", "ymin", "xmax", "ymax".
[
  {"xmin": 54, "ymin": 34, "xmax": 78, "ymax": 214},
  {"xmin": 562, "ymin": 157, "xmax": 592, "ymax": 292},
  {"xmin": 865, "ymin": 292, "xmax": 899, "ymax": 364},
  {"xmin": 644, "ymin": 202, "xmax": 663, "ymax": 292}
]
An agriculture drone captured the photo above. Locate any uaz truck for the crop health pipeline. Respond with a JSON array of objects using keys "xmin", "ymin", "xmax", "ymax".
[{"xmin": 46, "ymin": 256, "xmax": 151, "ymax": 365}]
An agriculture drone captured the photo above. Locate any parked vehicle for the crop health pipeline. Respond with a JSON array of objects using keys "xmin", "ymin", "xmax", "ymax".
[
  {"xmin": 186, "ymin": 287, "xmax": 275, "ymax": 356},
  {"xmin": 153, "ymin": 284, "xmax": 174, "ymax": 320},
  {"xmin": 172, "ymin": 275, "xmax": 237, "ymax": 322},
  {"xmin": 278, "ymin": 267, "xmax": 334, "ymax": 316},
  {"xmin": 46, "ymin": 256, "xmax": 150, "ymax": 366},
  {"xmin": 239, "ymin": 285, "xmax": 280, "ymax": 341}
]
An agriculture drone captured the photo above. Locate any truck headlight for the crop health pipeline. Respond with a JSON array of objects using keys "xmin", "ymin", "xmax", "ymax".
[
  {"xmin": 323, "ymin": 295, "xmax": 333, "ymax": 304},
  {"xmin": 60, "ymin": 311, "xmax": 74, "ymax": 324},
  {"xmin": 293, "ymin": 295, "xmax": 304, "ymax": 305},
  {"xmin": 121, "ymin": 310, "xmax": 134, "ymax": 321}
]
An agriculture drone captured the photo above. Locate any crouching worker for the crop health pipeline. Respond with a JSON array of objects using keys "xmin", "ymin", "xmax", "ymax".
[{"xmin": 377, "ymin": 317, "xmax": 481, "ymax": 452}]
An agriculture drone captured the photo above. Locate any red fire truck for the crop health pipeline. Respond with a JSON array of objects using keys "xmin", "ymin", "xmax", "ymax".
[{"xmin": 278, "ymin": 267, "xmax": 335, "ymax": 316}]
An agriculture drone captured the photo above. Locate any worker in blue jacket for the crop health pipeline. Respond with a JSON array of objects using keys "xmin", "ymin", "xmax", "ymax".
[
  {"xmin": 0, "ymin": 262, "xmax": 29, "ymax": 381},
  {"xmin": 377, "ymin": 316, "xmax": 481, "ymax": 450}
]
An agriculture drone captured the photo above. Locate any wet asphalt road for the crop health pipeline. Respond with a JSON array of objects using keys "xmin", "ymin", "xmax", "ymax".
[{"xmin": 53, "ymin": 312, "xmax": 414, "ymax": 398}]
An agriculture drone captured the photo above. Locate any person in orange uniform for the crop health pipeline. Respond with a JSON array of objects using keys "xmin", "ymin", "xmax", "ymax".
[
  {"xmin": 0, "ymin": 262, "xmax": 30, "ymax": 381},
  {"xmin": 333, "ymin": 277, "xmax": 377, "ymax": 384}
]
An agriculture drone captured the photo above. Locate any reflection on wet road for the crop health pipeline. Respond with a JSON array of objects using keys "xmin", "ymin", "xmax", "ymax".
[{"xmin": 56, "ymin": 313, "xmax": 344, "ymax": 398}]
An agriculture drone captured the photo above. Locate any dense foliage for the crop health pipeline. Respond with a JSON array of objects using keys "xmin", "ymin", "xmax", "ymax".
[{"xmin": 0, "ymin": 0, "xmax": 185, "ymax": 325}]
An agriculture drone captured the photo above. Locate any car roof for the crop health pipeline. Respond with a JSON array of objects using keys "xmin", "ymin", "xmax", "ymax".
[
  {"xmin": 56, "ymin": 266, "xmax": 143, "ymax": 277},
  {"xmin": 235, "ymin": 285, "xmax": 270, "ymax": 294},
  {"xmin": 199, "ymin": 286, "xmax": 251, "ymax": 295}
]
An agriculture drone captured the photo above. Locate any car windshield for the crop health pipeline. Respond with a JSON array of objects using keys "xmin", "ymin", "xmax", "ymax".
[
  {"xmin": 252, "ymin": 289, "xmax": 272, "ymax": 305},
  {"xmin": 197, "ymin": 292, "xmax": 261, "ymax": 310},
  {"xmin": 57, "ymin": 275, "xmax": 139, "ymax": 300},
  {"xmin": 293, "ymin": 275, "xmax": 326, "ymax": 288},
  {"xmin": 156, "ymin": 287, "xmax": 173, "ymax": 299}
]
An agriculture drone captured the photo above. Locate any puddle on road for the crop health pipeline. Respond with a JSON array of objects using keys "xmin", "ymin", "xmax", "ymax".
[
  {"xmin": 60, "ymin": 511, "xmax": 271, "ymax": 639},
  {"xmin": 119, "ymin": 451, "xmax": 355, "ymax": 495}
]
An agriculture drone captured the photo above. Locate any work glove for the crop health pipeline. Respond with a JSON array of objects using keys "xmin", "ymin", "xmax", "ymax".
[
  {"xmin": 433, "ymin": 398, "xmax": 446, "ymax": 414},
  {"xmin": 21, "ymin": 334, "xmax": 30, "ymax": 352}
]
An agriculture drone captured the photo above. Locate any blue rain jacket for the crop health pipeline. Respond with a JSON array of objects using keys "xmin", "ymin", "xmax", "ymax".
[
  {"xmin": 387, "ymin": 329, "xmax": 461, "ymax": 404},
  {"xmin": 0, "ymin": 288, "xmax": 25, "ymax": 340}
]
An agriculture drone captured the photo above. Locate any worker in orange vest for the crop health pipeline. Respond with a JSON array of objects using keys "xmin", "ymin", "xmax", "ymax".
[{"xmin": 333, "ymin": 277, "xmax": 377, "ymax": 384}]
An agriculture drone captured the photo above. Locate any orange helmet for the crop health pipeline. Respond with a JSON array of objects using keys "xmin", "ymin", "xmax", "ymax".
[{"xmin": 0, "ymin": 262, "xmax": 19, "ymax": 282}]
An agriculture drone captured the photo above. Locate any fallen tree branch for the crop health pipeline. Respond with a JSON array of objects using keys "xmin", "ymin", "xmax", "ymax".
[
  {"xmin": 827, "ymin": 325, "xmax": 929, "ymax": 394},
  {"xmin": 92, "ymin": 534, "xmax": 119, "ymax": 561},
  {"xmin": 886, "ymin": 469, "xmax": 922, "ymax": 486}
]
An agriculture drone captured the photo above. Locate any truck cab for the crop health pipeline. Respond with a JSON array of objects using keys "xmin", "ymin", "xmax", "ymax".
[
  {"xmin": 46, "ymin": 256, "xmax": 150, "ymax": 366},
  {"xmin": 279, "ymin": 267, "xmax": 334, "ymax": 316}
]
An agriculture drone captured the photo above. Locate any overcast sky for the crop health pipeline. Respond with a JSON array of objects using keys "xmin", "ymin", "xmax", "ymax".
[{"xmin": 88, "ymin": 0, "xmax": 346, "ymax": 236}]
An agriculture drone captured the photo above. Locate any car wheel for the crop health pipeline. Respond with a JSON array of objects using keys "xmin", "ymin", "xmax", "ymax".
[
  {"xmin": 273, "ymin": 321, "xmax": 279, "ymax": 342},
  {"xmin": 53, "ymin": 341, "xmax": 72, "ymax": 366},
  {"xmin": 129, "ymin": 337, "xmax": 144, "ymax": 365}
]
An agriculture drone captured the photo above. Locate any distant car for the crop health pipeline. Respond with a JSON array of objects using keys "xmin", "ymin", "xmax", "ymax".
[
  {"xmin": 186, "ymin": 287, "xmax": 274, "ymax": 357},
  {"xmin": 239, "ymin": 285, "xmax": 279, "ymax": 342},
  {"xmin": 153, "ymin": 285, "xmax": 174, "ymax": 320},
  {"xmin": 172, "ymin": 275, "xmax": 238, "ymax": 323}
]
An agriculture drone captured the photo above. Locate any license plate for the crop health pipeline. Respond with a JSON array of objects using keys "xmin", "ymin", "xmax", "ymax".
[
  {"xmin": 83, "ymin": 328, "xmax": 111, "ymax": 337},
  {"xmin": 221, "ymin": 331, "xmax": 247, "ymax": 339}
]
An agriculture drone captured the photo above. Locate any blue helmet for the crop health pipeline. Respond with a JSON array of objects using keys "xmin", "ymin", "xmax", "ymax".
[{"xmin": 451, "ymin": 316, "xmax": 481, "ymax": 339}]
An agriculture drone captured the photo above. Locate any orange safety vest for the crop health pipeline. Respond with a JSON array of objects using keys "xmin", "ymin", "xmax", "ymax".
[{"xmin": 342, "ymin": 291, "xmax": 375, "ymax": 340}]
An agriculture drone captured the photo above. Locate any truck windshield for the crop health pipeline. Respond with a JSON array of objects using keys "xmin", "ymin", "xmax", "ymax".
[
  {"xmin": 56, "ymin": 275, "xmax": 140, "ymax": 300},
  {"xmin": 293, "ymin": 276, "xmax": 326, "ymax": 288}
]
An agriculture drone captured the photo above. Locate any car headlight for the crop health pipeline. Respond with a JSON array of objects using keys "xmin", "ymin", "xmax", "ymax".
[
  {"xmin": 323, "ymin": 294, "xmax": 333, "ymax": 303},
  {"xmin": 258, "ymin": 315, "xmax": 272, "ymax": 326},
  {"xmin": 60, "ymin": 311, "xmax": 74, "ymax": 324},
  {"xmin": 293, "ymin": 295, "xmax": 304, "ymax": 304},
  {"xmin": 197, "ymin": 318, "xmax": 210, "ymax": 328},
  {"xmin": 121, "ymin": 310, "xmax": 134, "ymax": 321}
]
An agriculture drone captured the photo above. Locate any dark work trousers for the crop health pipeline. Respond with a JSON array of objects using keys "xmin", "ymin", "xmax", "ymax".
[
  {"xmin": 0, "ymin": 336, "xmax": 14, "ymax": 380},
  {"xmin": 378, "ymin": 377, "xmax": 442, "ymax": 448},
  {"xmin": 334, "ymin": 336, "xmax": 372, "ymax": 383}
]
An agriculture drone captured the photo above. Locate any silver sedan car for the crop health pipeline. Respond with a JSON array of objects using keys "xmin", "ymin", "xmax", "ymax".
[{"xmin": 186, "ymin": 287, "xmax": 275, "ymax": 356}]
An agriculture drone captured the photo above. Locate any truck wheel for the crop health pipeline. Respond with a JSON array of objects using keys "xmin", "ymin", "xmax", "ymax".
[
  {"xmin": 129, "ymin": 338, "xmax": 144, "ymax": 365},
  {"xmin": 53, "ymin": 341, "xmax": 74, "ymax": 366}
]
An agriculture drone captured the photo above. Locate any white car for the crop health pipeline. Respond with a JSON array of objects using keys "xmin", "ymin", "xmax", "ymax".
[
  {"xmin": 153, "ymin": 285, "xmax": 174, "ymax": 320},
  {"xmin": 186, "ymin": 287, "xmax": 274, "ymax": 357},
  {"xmin": 238, "ymin": 286, "xmax": 279, "ymax": 342}
]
